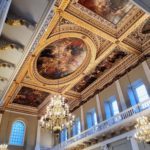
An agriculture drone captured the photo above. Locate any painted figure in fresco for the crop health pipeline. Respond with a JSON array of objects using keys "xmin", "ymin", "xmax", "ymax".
[
  {"xmin": 79, "ymin": 0, "xmax": 133, "ymax": 24},
  {"xmin": 13, "ymin": 87, "xmax": 49, "ymax": 107},
  {"xmin": 37, "ymin": 38, "xmax": 87, "ymax": 79}
]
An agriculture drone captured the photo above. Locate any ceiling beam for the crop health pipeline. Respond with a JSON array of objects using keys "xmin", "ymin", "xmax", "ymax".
[{"xmin": 119, "ymin": 42, "xmax": 141, "ymax": 54}]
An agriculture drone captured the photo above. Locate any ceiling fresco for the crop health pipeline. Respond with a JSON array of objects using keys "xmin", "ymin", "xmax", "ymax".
[
  {"xmin": 78, "ymin": 0, "xmax": 133, "ymax": 24},
  {"xmin": 37, "ymin": 38, "xmax": 87, "ymax": 79},
  {"xmin": 1, "ymin": 0, "xmax": 150, "ymax": 114},
  {"xmin": 13, "ymin": 86, "xmax": 49, "ymax": 107}
]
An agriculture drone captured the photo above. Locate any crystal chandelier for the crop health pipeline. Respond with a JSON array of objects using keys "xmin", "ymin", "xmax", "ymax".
[
  {"xmin": 0, "ymin": 144, "xmax": 8, "ymax": 150},
  {"xmin": 40, "ymin": 94, "xmax": 75, "ymax": 133},
  {"xmin": 134, "ymin": 116, "xmax": 150, "ymax": 143}
]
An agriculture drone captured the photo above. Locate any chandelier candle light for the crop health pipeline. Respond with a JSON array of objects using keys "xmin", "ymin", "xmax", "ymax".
[
  {"xmin": 40, "ymin": 94, "xmax": 75, "ymax": 133},
  {"xmin": 134, "ymin": 116, "xmax": 150, "ymax": 143}
]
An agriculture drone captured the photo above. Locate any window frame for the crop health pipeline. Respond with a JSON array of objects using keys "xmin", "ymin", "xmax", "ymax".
[
  {"xmin": 86, "ymin": 108, "xmax": 98, "ymax": 129},
  {"xmin": 72, "ymin": 117, "xmax": 81, "ymax": 136},
  {"xmin": 104, "ymin": 96, "xmax": 120, "ymax": 119},
  {"xmin": 128, "ymin": 80, "xmax": 149, "ymax": 106},
  {"xmin": 9, "ymin": 120, "xmax": 26, "ymax": 146}
]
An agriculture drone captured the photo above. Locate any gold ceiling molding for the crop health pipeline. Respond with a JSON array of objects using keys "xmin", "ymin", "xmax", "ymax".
[
  {"xmin": 6, "ymin": 103, "xmax": 38, "ymax": 115},
  {"xmin": 61, "ymin": 11, "xmax": 116, "ymax": 43},
  {"xmin": 58, "ymin": 0, "xmax": 70, "ymax": 10},
  {"xmin": 61, "ymin": 11, "xmax": 141, "ymax": 55},
  {"xmin": 29, "ymin": 32, "xmax": 96, "ymax": 86}
]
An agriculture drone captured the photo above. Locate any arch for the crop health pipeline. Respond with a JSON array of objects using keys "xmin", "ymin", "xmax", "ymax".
[{"xmin": 9, "ymin": 120, "xmax": 26, "ymax": 146}]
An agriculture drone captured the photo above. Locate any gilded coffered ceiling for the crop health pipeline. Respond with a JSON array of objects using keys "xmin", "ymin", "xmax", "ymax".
[{"xmin": 1, "ymin": 0, "xmax": 150, "ymax": 114}]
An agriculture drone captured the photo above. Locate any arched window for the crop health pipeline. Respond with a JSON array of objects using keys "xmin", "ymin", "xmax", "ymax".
[{"xmin": 9, "ymin": 120, "xmax": 26, "ymax": 146}]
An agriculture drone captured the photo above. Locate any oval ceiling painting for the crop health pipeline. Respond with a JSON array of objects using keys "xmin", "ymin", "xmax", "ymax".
[{"xmin": 37, "ymin": 38, "xmax": 87, "ymax": 79}]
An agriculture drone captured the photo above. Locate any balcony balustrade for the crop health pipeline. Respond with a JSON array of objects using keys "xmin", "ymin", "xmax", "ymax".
[{"xmin": 41, "ymin": 99, "xmax": 150, "ymax": 150}]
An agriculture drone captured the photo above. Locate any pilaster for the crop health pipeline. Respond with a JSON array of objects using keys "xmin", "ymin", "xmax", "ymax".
[
  {"xmin": 80, "ymin": 106, "xmax": 85, "ymax": 131},
  {"xmin": 95, "ymin": 94, "xmax": 103, "ymax": 122},
  {"xmin": 35, "ymin": 120, "xmax": 41, "ymax": 150},
  {"xmin": 115, "ymin": 80, "xmax": 127, "ymax": 110}
]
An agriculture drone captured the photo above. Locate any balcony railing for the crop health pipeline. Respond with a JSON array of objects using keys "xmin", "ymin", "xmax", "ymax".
[{"xmin": 43, "ymin": 99, "xmax": 150, "ymax": 150}]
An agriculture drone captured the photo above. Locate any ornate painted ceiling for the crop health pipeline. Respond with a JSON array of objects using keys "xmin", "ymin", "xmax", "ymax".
[{"xmin": 1, "ymin": 0, "xmax": 150, "ymax": 114}]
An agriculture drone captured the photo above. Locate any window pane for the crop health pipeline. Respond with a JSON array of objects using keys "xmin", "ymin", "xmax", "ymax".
[
  {"xmin": 86, "ymin": 109, "xmax": 97, "ymax": 129},
  {"xmin": 136, "ymin": 84, "xmax": 149, "ymax": 102},
  {"xmin": 72, "ymin": 124, "xmax": 76, "ymax": 136},
  {"xmin": 76, "ymin": 118, "xmax": 81, "ymax": 134},
  {"xmin": 86, "ymin": 113, "xmax": 93, "ymax": 129},
  {"xmin": 93, "ymin": 111, "xmax": 97, "ymax": 125},
  {"xmin": 64, "ymin": 128, "xmax": 67, "ymax": 141},
  {"xmin": 9, "ymin": 121, "xmax": 25, "ymax": 146},
  {"xmin": 61, "ymin": 128, "xmax": 68, "ymax": 142},
  {"xmin": 77, "ymin": 121, "xmax": 81, "ymax": 134},
  {"xmin": 128, "ymin": 88, "xmax": 137, "ymax": 106},
  {"xmin": 104, "ymin": 102, "xmax": 112, "ymax": 119},
  {"xmin": 112, "ymin": 100, "xmax": 119, "ymax": 115}
]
